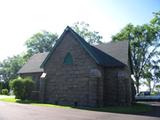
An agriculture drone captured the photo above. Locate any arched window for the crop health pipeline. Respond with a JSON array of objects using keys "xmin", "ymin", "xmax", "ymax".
[{"xmin": 63, "ymin": 52, "xmax": 73, "ymax": 64}]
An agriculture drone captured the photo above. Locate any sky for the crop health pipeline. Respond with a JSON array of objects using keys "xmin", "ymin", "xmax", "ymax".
[{"xmin": 0, "ymin": 0, "xmax": 159, "ymax": 61}]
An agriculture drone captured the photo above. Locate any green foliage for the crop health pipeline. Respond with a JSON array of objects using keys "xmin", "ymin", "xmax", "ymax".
[
  {"xmin": 155, "ymin": 85, "xmax": 160, "ymax": 93},
  {"xmin": 1, "ymin": 89, "xmax": 9, "ymax": 95},
  {"xmin": 112, "ymin": 11, "xmax": 160, "ymax": 93},
  {"xmin": 142, "ymin": 59, "xmax": 160, "ymax": 93},
  {"xmin": 150, "ymin": 12, "xmax": 160, "ymax": 26},
  {"xmin": 10, "ymin": 78, "xmax": 25, "ymax": 99},
  {"xmin": 10, "ymin": 77, "xmax": 34, "ymax": 100},
  {"xmin": 0, "ymin": 54, "xmax": 26, "ymax": 90},
  {"xmin": 24, "ymin": 78, "xmax": 35, "ymax": 99},
  {"xmin": 25, "ymin": 30, "xmax": 58, "ymax": 56},
  {"xmin": 112, "ymin": 23, "xmax": 134, "ymax": 41},
  {"xmin": 72, "ymin": 21, "xmax": 103, "ymax": 44}
]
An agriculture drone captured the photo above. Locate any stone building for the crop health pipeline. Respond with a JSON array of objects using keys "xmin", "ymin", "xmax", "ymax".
[{"xmin": 18, "ymin": 26, "xmax": 133, "ymax": 107}]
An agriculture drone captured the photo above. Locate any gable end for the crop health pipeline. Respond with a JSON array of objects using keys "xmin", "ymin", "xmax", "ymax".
[{"xmin": 41, "ymin": 26, "xmax": 125, "ymax": 68}]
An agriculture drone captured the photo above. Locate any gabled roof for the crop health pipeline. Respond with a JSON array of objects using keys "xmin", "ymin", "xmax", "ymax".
[
  {"xmin": 18, "ymin": 52, "xmax": 49, "ymax": 74},
  {"xmin": 41, "ymin": 26, "xmax": 125, "ymax": 68},
  {"xmin": 94, "ymin": 40, "xmax": 129, "ymax": 65},
  {"xmin": 18, "ymin": 27, "xmax": 129, "ymax": 74}
]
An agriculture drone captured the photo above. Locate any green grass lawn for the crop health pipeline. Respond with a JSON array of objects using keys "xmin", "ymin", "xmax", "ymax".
[
  {"xmin": 0, "ymin": 95, "xmax": 16, "ymax": 102},
  {"xmin": 83, "ymin": 103, "xmax": 152, "ymax": 114},
  {"xmin": 0, "ymin": 95, "xmax": 72, "ymax": 109},
  {"xmin": 0, "ymin": 95, "xmax": 152, "ymax": 114}
]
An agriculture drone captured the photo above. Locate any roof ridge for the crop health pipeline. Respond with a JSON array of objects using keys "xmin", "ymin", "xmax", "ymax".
[
  {"xmin": 63, "ymin": 26, "xmax": 125, "ymax": 67},
  {"xmin": 95, "ymin": 40, "xmax": 128, "ymax": 46},
  {"xmin": 41, "ymin": 26, "xmax": 125, "ymax": 68}
]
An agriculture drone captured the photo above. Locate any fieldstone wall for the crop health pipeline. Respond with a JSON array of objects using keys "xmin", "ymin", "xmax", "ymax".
[
  {"xmin": 43, "ymin": 31, "xmax": 103, "ymax": 107},
  {"xmin": 103, "ymin": 66, "xmax": 132, "ymax": 106},
  {"xmin": 41, "ymin": 30, "xmax": 132, "ymax": 107}
]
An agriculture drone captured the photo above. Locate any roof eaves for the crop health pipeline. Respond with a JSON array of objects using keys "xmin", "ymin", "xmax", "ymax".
[{"xmin": 18, "ymin": 71, "xmax": 43, "ymax": 75}]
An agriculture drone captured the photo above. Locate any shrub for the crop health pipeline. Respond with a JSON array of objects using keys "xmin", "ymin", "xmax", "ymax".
[
  {"xmin": 10, "ymin": 78, "xmax": 25, "ymax": 99},
  {"xmin": 1, "ymin": 89, "xmax": 9, "ymax": 95},
  {"xmin": 23, "ymin": 78, "xmax": 34, "ymax": 99},
  {"xmin": 10, "ymin": 77, "xmax": 34, "ymax": 100}
]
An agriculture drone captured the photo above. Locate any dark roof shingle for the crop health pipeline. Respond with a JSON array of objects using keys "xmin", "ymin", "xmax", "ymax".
[
  {"xmin": 18, "ymin": 52, "xmax": 48, "ymax": 74},
  {"xmin": 94, "ymin": 40, "xmax": 129, "ymax": 65}
]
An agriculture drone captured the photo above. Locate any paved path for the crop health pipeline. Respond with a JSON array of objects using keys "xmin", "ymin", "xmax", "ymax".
[{"xmin": 0, "ymin": 101, "xmax": 160, "ymax": 120}]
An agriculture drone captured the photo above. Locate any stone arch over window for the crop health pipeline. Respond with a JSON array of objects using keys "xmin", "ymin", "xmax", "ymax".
[{"xmin": 63, "ymin": 52, "xmax": 73, "ymax": 64}]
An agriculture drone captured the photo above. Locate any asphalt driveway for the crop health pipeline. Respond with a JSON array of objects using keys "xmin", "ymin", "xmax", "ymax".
[{"xmin": 0, "ymin": 101, "xmax": 160, "ymax": 120}]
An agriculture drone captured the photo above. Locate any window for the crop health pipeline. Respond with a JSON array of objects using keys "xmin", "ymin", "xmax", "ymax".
[{"xmin": 63, "ymin": 52, "xmax": 73, "ymax": 64}]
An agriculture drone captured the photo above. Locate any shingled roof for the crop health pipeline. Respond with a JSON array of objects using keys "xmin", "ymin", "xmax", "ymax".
[
  {"xmin": 94, "ymin": 40, "xmax": 129, "ymax": 65},
  {"xmin": 18, "ymin": 27, "xmax": 129, "ymax": 74},
  {"xmin": 41, "ymin": 26, "xmax": 125, "ymax": 68},
  {"xmin": 18, "ymin": 52, "xmax": 48, "ymax": 74}
]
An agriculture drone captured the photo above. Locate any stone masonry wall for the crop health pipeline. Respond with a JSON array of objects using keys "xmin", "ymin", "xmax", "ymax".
[
  {"xmin": 103, "ymin": 66, "xmax": 132, "ymax": 106},
  {"xmin": 43, "ymin": 31, "xmax": 103, "ymax": 107}
]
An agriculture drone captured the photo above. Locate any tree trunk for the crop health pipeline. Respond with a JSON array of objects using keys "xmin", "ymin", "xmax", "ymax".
[
  {"xmin": 148, "ymin": 80, "xmax": 152, "ymax": 93},
  {"xmin": 135, "ymin": 76, "xmax": 139, "ymax": 93}
]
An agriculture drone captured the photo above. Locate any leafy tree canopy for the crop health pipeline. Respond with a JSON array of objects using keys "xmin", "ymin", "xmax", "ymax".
[
  {"xmin": 72, "ymin": 21, "xmax": 103, "ymax": 44},
  {"xmin": 25, "ymin": 30, "xmax": 58, "ymax": 56},
  {"xmin": 0, "ymin": 54, "xmax": 26, "ymax": 89},
  {"xmin": 112, "ymin": 11, "xmax": 160, "ymax": 93}
]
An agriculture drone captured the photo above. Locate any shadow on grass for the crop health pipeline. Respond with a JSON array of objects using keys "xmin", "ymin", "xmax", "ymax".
[
  {"xmin": 16, "ymin": 100, "xmax": 152, "ymax": 114},
  {"xmin": 73, "ymin": 102, "xmax": 160, "ymax": 118},
  {"xmin": 70, "ymin": 102, "xmax": 160, "ymax": 118},
  {"xmin": 72, "ymin": 103, "xmax": 152, "ymax": 114},
  {"xmin": 2, "ymin": 97, "xmax": 159, "ymax": 118},
  {"xmin": 16, "ymin": 99, "xmax": 40, "ymax": 104}
]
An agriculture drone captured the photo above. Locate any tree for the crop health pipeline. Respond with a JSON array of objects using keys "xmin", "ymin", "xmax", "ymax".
[
  {"xmin": 72, "ymin": 21, "xmax": 103, "ymax": 44},
  {"xmin": 152, "ymin": 60, "xmax": 160, "ymax": 91},
  {"xmin": 0, "ymin": 54, "xmax": 26, "ymax": 89},
  {"xmin": 141, "ymin": 12, "xmax": 160, "ymax": 93},
  {"xmin": 142, "ymin": 63, "xmax": 153, "ymax": 92},
  {"xmin": 112, "ymin": 23, "xmax": 134, "ymax": 41},
  {"xmin": 155, "ymin": 85, "xmax": 160, "ymax": 93},
  {"xmin": 0, "ymin": 30, "xmax": 58, "ymax": 89},
  {"xmin": 112, "ymin": 12, "xmax": 160, "ymax": 93},
  {"xmin": 25, "ymin": 30, "xmax": 58, "ymax": 56}
]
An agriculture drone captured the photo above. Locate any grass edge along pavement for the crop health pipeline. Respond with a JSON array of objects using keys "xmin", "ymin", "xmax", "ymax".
[{"xmin": 0, "ymin": 95, "xmax": 152, "ymax": 114}]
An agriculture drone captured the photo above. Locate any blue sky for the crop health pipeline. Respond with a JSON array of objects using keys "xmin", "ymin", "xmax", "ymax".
[
  {"xmin": 97, "ymin": 0, "xmax": 160, "ymax": 25},
  {"xmin": 0, "ymin": 0, "xmax": 159, "ymax": 61}
]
